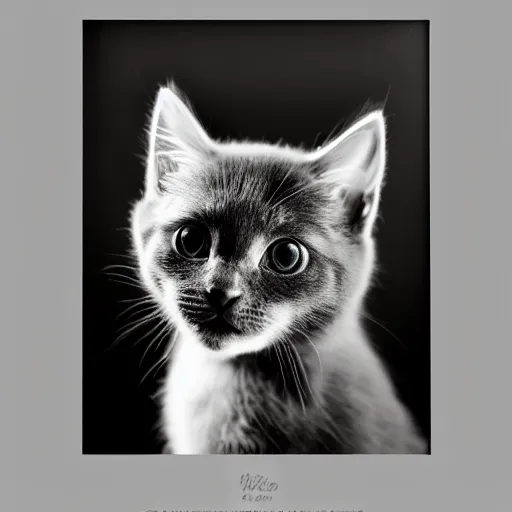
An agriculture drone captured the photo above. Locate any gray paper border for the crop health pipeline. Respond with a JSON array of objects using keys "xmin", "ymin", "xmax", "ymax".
[{"xmin": 9, "ymin": 1, "xmax": 510, "ymax": 511}]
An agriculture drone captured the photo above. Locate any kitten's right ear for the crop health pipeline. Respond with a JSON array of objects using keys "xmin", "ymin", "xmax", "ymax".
[
  {"xmin": 145, "ymin": 84, "xmax": 214, "ymax": 196},
  {"xmin": 309, "ymin": 110, "xmax": 387, "ymax": 237}
]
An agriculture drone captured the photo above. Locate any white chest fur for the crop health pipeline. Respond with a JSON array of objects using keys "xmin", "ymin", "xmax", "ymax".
[{"xmin": 162, "ymin": 336, "xmax": 235, "ymax": 454}]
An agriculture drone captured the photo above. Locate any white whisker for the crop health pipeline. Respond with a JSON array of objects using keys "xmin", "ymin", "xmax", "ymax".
[
  {"xmin": 139, "ymin": 316, "xmax": 171, "ymax": 368},
  {"xmin": 282, "ymin": 342, "xmax": 306, "ymax": 414},
  {"xmin": 140, "ymin": 330, "xmax": 178, "ymax": 385},
  {"xmin": 116, "ymin": 298, "xmax": 157, "ymax": 320}
]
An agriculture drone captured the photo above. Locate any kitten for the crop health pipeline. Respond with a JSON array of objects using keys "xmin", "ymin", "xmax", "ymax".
[{"xmin": 130, "ymin": 83, "xmax": 426, "ymax": 454}]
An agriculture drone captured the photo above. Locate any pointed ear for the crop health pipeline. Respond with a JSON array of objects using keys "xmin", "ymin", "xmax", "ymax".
[
  {"xmin": 145, "ymin": 85, "xmax": 215, "ymax": 195},
  {"xmin": 310, "ymin": 110, "xmax": 386, "ymax": 237}
]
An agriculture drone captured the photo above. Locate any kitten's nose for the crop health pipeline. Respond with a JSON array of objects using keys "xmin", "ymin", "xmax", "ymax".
[{"xmin": 204, "ymin": 287, "xmax": 241, "ymax": 312}]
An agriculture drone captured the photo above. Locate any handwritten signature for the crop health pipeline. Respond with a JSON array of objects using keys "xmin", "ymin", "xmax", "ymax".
[{"xmin": 240, "ymin": 473, "xmax": 279, "ymax": 493}]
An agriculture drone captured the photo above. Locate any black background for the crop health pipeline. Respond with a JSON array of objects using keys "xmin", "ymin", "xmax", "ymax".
[{"xmin": 83, "ymin": 21, "xmax": 430, "ymax": 454}]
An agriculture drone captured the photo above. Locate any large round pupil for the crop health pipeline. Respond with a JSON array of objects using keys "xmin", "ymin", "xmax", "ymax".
[
  {"xmin": 273, "ymin": 242, "xmax": 300, "ymax": 270},
  {"xmin": 181, "ymin": 227, "xmax": 204, "ymax": 256}
]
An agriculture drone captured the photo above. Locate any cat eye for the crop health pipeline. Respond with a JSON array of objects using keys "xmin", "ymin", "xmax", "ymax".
[
  {"xmin": 173, "ymin": 225, "xmax": 210, "ymax": 260},
  {"xmin": 265, "ymin": 239, "xmax": 308, "ymax": 275}
]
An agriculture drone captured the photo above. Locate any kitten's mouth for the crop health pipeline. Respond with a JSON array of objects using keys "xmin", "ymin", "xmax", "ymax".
[{"xmin": 198, "ymin": 314, "xmax": 242, "ymax": 336}]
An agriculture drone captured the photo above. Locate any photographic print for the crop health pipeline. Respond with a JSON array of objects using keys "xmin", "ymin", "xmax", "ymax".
[{"xmin": 83, "ymin": 21, "xmax": 430, "ymax": 455}]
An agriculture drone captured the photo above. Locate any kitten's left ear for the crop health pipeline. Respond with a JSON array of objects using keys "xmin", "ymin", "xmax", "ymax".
[
  {"xmin": 311, "ymin": 110, "xmax": 386, "ymax": 237},
  {"xmin": 145, "ymin": 84, "xmax": 215, "ymax": 196}
]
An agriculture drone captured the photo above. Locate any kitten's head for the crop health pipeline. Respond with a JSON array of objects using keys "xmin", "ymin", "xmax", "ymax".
[{"xmin": 131, "ymin": 84, "xmax": 386, "ymax": 357}]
